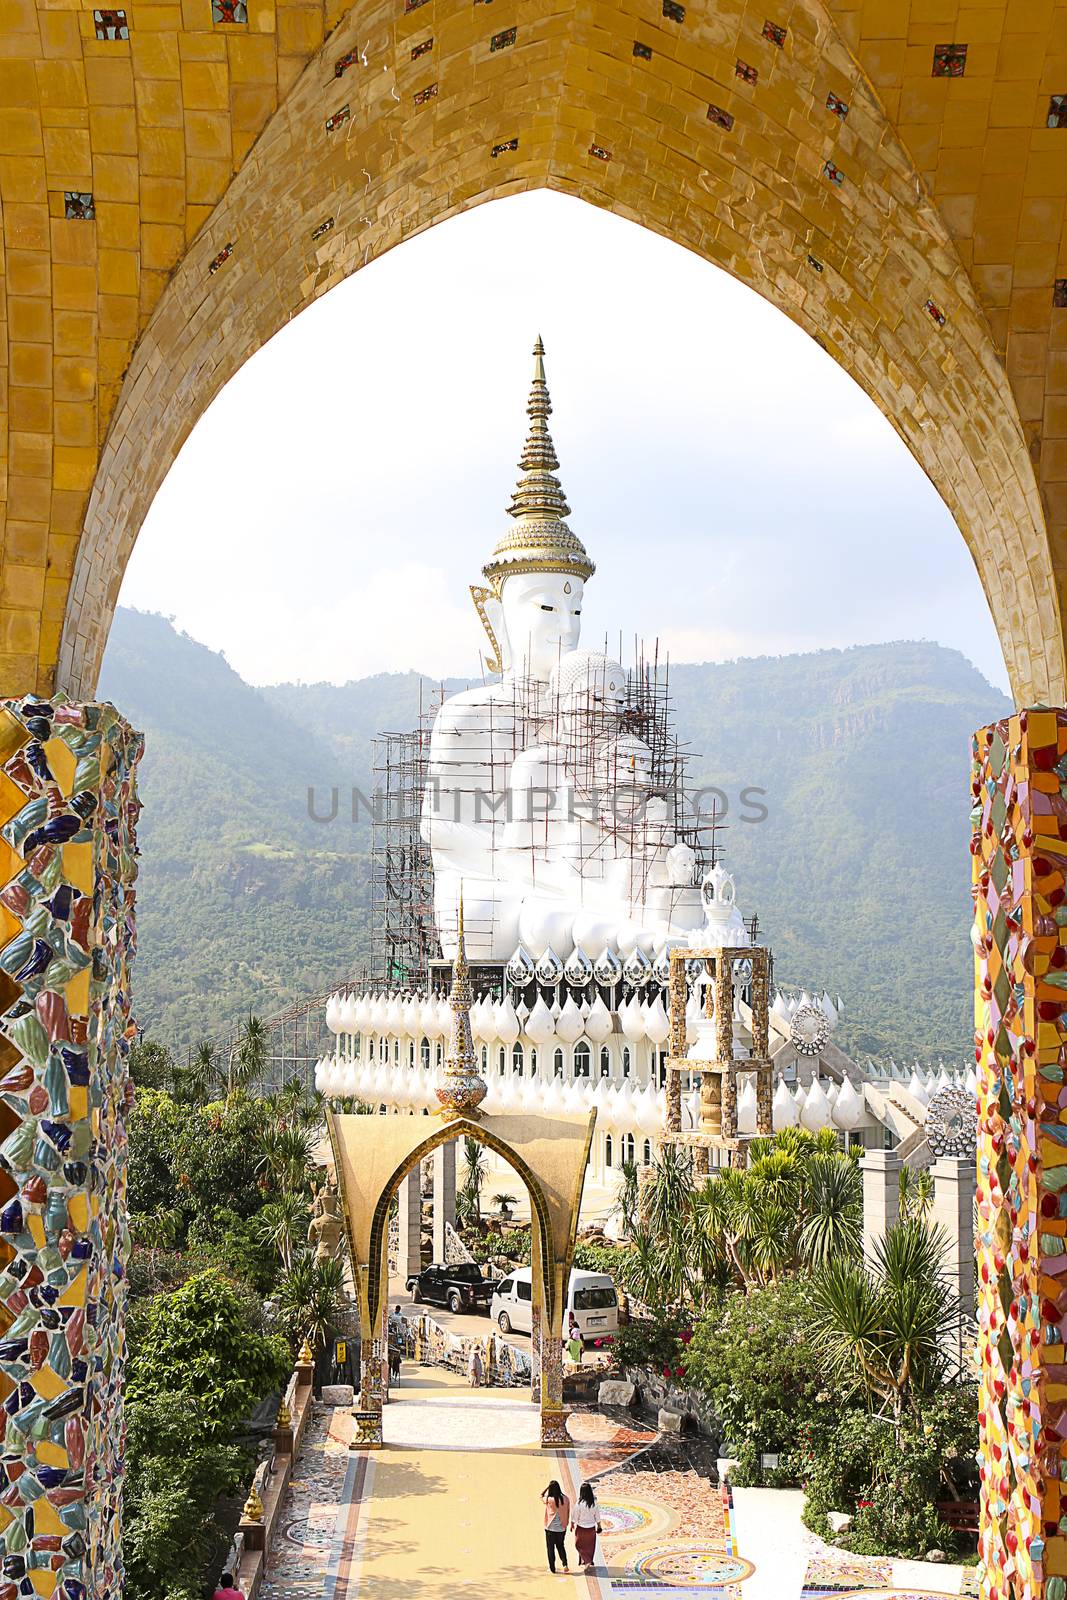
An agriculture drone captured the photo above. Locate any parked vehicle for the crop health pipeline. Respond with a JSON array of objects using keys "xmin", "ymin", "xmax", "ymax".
[
  {"xmin": 490, "ymin": 1268, "xmax": 619, "ymax": 1341},
  {"xmin": 405, "ymin": 1262, "xmax": 499, "ymax": 1315}
]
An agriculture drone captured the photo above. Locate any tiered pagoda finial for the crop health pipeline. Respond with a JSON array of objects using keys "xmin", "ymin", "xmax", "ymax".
[
  {"xmin": 480, "ymin": 338, "xmax": 595, "ymax": 588},
  {"xmin": 436, "ymin": 889, "xmax": 488, "ymax": 1118}
]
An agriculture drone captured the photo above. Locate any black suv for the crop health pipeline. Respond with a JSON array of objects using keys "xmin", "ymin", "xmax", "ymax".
[{"xmin": 406, "ymin": 1262, "xmax": 499, "ymax": 1315}]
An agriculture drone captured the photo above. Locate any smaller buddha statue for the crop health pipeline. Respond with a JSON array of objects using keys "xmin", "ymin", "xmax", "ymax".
[{"xmin": 308, "ymin": 1180, "xmax": 344, "ymax": 1265}]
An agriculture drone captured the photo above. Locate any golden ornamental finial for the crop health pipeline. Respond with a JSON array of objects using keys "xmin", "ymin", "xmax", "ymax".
[
  {"xmin": 477, "ymin": 339, "xmax": 594, "ymax": 593},
  {"xmin": 242, "ymin": 1483, "xmax": 264, "ymax": 1523},
  {"xmin": 298, "ymin": 1335, "xmax": 313, "ymax": 1365},
  {"xmin": 456, "ymin": 884, "xmax": 467, "ymax": 975},
  {"xmin": 436, "ymin": 885, "xmax": 486, "ymax": 1118}
]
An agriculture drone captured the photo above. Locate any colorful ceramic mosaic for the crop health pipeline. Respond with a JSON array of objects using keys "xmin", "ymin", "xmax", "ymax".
[
  {"xmin": 735, "ymin": 60, "xmax": 758, "ymax": 85},
  {"xmin": 1054, "ymin": 281, "xmax": 1067, "ymax": 311},
  {"xmin": 0, "ymin": 697, "xmax": 142, "ymax": 1599},
  {"xmin": 971, "ymin": 709, "xmax": 1067, "ymax": 1600},
  {"xmin": 707, "ymin": 106, "xmax": 734, "ymax": 132},
  {"xmin": 633, "ymin": 41, "xmax": 652, "ymax": 60},
  {"xmin": 91, "ymin": 9, "xmax": 127, "ymax": 39},
  {"xmin": 1048, "ymin": 97, "xmax": 1067, "ymax": 130},
  {"xmin": 762, "ymin": 20, "xmax": 785, "ymax": 47},
  {"xmin": 827, "ymin": 91, "xmax": 849, "ymax": 119},
  {"xmin": 62, "ymin": 195, "xmax": 94, "ymax": 222},
  {"xmin": 662, "ymin": 0, "xmax": 684, "ymax": 22},
  {"xmin": 933, "ymin": 44, "xmax": 968, "ymax": 77}
]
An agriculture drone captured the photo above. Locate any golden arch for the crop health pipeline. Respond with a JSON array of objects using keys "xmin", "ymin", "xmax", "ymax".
[
  {"xmin": 327, "ymin": 1107, "xmax": 596, "ymax": 1447},
  {"xmin": 1, "ymin": 0, "xmax": 1061, "ymax": 702}
]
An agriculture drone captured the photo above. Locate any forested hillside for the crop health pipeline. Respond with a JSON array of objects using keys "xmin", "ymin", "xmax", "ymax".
[{"xmin": 99, "ymin": 609, "xmax": 1009, "ymax": 1060}]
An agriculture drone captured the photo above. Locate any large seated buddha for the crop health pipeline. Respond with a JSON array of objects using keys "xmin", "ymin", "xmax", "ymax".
[{"xmin": 421, "ymin": 340, "xmax": 708, "ymax": 964}]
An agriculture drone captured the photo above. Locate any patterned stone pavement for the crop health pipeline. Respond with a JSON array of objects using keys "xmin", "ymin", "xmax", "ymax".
[{"xmin": 258, "ymin": 1375, "xmax": 976, "ymax": 1600}]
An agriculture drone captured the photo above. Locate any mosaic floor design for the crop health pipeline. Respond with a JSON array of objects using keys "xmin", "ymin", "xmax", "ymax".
[
  {"xmin": 259, "ymin": 1405, "xmax": 352, "ymax": 1600},
  {"xmin": 563, "ymin": 1409, "xmax": 747, "ymax": 1597},
  {"xmin": 798, "ymin": 1543, "xmax": 973, "ymax": 1598}
]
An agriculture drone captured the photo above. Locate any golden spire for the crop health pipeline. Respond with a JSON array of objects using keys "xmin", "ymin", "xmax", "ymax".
[
  {"xmin": 436, "ymin": 886, "xmax": 487, "ymax": 1118},
  {"xmin": 479, "ymin": 338, "xmax": 595, "ymax": 590}
]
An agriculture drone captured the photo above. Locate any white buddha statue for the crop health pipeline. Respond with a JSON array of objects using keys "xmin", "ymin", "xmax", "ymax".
[{"xmin": 421, "ymin": 340, "xmax": 706, "ymax": 963}]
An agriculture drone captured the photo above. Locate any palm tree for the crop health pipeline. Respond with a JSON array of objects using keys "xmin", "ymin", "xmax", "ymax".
[
  {"xmin": 178, "ymin": 1040, "xmax": 217, "ymax": 1104},
  {"xmin": 810, "ymin": 1217, "xmax": 957, "ymax": 1423},
  {"xmin": 277, "ymin": 1255, "xmax": 345, "ymax": 1352},
  {"xmin": 798, "ymin": 1154, "xmax": 862, "ymax": 1266},
  {"xmin": 460, "ymin": 1137, "xmax": 488, "ymax": 1225},
  {"xmin": 899, "ymin": 1165, "xmax": 934, "ymax": 1222},
  {"xmin": 259, "ymin": 1191, "xmax": 310, "ymax": 1272},
  {"xmin": 612, "ymin": 1158, "xmax": 640, "ymax": 1241},
  {"xmin": 231, "ymin": 1012, "xmax": 267, "ymax": 1096}
]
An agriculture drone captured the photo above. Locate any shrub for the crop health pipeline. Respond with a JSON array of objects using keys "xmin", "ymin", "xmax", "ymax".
[
  {"xmin": 612, "ymin": 1306, "xmax": 694, "ymax": 1375},
  {"xmin": 800, "ymin": 1389, "xmax": 978, "ymax": 1559},
  {"xmin": 684, "ymin": 1277, "xmax": 841, "ymax": 1484}
]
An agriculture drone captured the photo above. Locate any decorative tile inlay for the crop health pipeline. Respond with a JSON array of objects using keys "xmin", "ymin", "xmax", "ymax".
[
  {"xmin": 662, "ymin": 0, "xmax": 685, "ymax": 22},
  {"xmin": 762, "ymin": 20, "xmax": 785, "ymax": 47},
  {"xmin": 490, "ymin": 27, "xmax": 515, "ymax": 50},
  {"xmin": 735, "ymin": 59, "xmax": 758, "ymax": 85},
  {"xmin": 807, "ymin": 254, "xmax": 824, "ymax": 272},
  {"xmin": 208, "ymin": 241, "xmax": 234, "ymax": 273},
  {"xmin": 823, "ymin": 159, "xmax": 844, "ymax": 186},
  {"xmin": 925, "ymin": 298, "xmax": 947, "ymax": 327},
  {"xmin": 410, "ymin": 37, "xmax": 432, "ymax": 60},
  {"xmin": 932, "ymin": 43, "xmax": 967, "ymax": 77},
  {"xmin": 633, "ymin": 40, "xmax": 652, "ymax": 60},
  {"xmin": 491, "ymin": 137, "xmax": 518, "ymax": 157},
  {"xmin": 92, "ymin": 8, "xmax": 127, "ymax": 39},
  {"xmin": 826, "ymin": 90, "xmax": 848, "ymax": 119},
  {"xmin": 311, "ymin": 217, "xmax": 335, "ymax": 240},
  {"xmin": 413, "ymin": 83, "xmax": 438, "ymax": 105},
  {"xmin": 210, "ymin": 0, "xmax": 247, "ymax": 22},
  {"xmin": 325, "ymin": 104, "xmax": 350, "ymax": 132},
  {"xmin": 1049, "ymin": 94, "xmax": 1067, "ymax": 129},
  {"xmin": 0, "ymin": 699, "xmax": 142, "ymax": 1600},
  {"xmin": 404, "ymin": 0, "xmax": 429, "ymax": 11},
  {"xmin": 335, "ymin": 46, "xmax": 362, "ymax": 77},
  {"xmin": 1055, "ymin": 279, "xmax": 1067, "ymax": 309},
  {"xmin": 63, "ymin": 192, "xmax": 95, "ymax": 220},
  {"xmin": 707, "ymin": 104, "xmax": 734, "ymax": 131},
  {"xmin": 589, "ymin": 142, "xmax": 611, "ymax": 161}
]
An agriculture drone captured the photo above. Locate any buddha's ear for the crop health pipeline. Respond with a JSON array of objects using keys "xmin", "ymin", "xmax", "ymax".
[{"xmin": 470, "ymin": 584, "xmax": 506, "ymax": 674}]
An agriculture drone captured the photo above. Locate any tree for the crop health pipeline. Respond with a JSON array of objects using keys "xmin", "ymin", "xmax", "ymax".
[
  {"xmin": 276, "ymin": 1254, "xmax": 345, "ymax": 1351},
  {"xmin": 459, "ymin": 1137, "xmax": 488, "ymax": 1225},
  {"xmin": 259, "ymin": 1190, "xmax": 310, "ymax": 1273},
  {"xmin": 129, "ymin": 1037, "xmax": 175, "ymax": 1091},
  {"xmin": 176, "ymin": 1040, "xmax": 218, "ymax": 1105},
  {"xmin": 810, "ymin": 1218, "xmax": 958, "ymax": 1423},
  {"xmin": 899, "ymin": 1164, "xmax": 934, "ymax": 1222},
  {"xmin": 231, "ymin": 1011, "xmax": 267, "ymax": 1095},
  {"xmin": 613, "ymin": 1158, "xmax": 640, "ymax": 1241}
]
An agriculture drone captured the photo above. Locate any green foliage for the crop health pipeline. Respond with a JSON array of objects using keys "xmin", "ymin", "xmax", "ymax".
[
  {"xmin": 810, "ymin": 1218, "xmax": 958, "ymax": 1419},
  {"xmin": 684, "ymin": 1278, "xmax": 835, "ymax": 1485},
  {"xmin": 276, "ymin": 1254, "xmax": 345, "ymax": 1350},
  {"xmin": 124, "ymin": 1269, "xmax": 289, "ymax": 1600},
  {"xmin": 129, "ymin": 1038, "xmax": 176, "ymax": 1091},
  {"xmin": 611, "ymin": 1307, "xmax": 694, "ymax": 1376},
  {"xmin": 572, "ymin": 1240, "xmax": 634, "ymax": 1281},
  {"xmin": 800, "ymin": 1388, "xmax": 979, "ymax": 1558}
]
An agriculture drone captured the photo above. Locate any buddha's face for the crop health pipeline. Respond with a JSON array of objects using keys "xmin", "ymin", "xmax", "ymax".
[{"xmin": 499, "ymin": 571, "xmax": 583, "ymax": 680}]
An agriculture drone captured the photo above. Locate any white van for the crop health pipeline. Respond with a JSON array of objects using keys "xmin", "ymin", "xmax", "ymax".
[{"xmin": 490, "ymin": 1267, "xmax": 618, "ymax": 1343}]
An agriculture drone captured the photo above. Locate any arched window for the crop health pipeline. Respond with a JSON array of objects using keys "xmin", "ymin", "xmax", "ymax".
[
  {"xmin": 408, "ymin": 1040, "xmax": 415, "ymax": 1067},
  {"xmin": 599, "ymin": 1046, "xmax": 610, "ymax": 1078},
  {"xmin": 512, "ymin": 1042, "xmax": 524, "ymax": 1076},
  {"xmin": 393, "ymin": 1038, "xmax": 399, "ymax": 1064},
  {"xmin": 421, "ymin": 1038, "xmax": 430, "ymax": 1069},
  {"xmin": 605, "ymin": 1134, "xmax": 613, "ymax": 1169},
  {"xmin": 481, "ymin": 1045, "xmax": 488, "ymax": 1071},
  {"xmin": 574, "ymin": 1041, "xmax": 591, "ymax": 1078},
  {"xmin": 530, "ymin": 1048, "xmax": 538, "ymax": 1075},
  {"xmin": 499, "ymin": 1047, "xmax": 506, "ymax": 1076},
  {"xmin": 622, "ymin": 1046, "xmax": 631, "ymax": 1079},
  {"xmin": 354, "ymin": 1035, "xmax": 362, "ymax": 1059},
  {"xmin": 379, "ymin": 1035, "xmax": 386, "ymax": 1062},
  {"xmin": 435, "ymin": 1042, "xmax": 443, "ymax": 1067},
  {"xmin": 624, "ymin": 1133, "xmax": 635, "ymax": 1164},
  {"xmin": 643, "ymin": 1138, "xmax": 652, "ymax": 1166},
  {"xmin": 553, "ymin": 1047, "xmax": 564, "ymax": 1078}
]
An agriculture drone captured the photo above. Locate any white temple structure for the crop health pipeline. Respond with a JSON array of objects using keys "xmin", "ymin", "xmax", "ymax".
[{"xmin": 314, "ymin": 342, "xmax": 973, "ymax": 1221}]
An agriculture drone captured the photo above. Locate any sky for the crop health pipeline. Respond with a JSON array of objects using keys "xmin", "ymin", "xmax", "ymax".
[{"xmin": 114, "ymin": 189, "xmax": 1009, "ymax": 693}]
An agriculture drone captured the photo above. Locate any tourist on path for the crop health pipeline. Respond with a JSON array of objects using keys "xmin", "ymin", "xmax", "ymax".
[
  {"xmin": 566, "ymin": 1312, "xmax": 582, "ymax": 1367},
  {"xmin": 467, "ymin": 1343, "xmax": 484, "ymax": 1388},
  {"xmin": 213, "ymin": 1574, "xmax": 245, "ymax": 1600},
  {"xmin": 389, "ymin": 1344, "xmax": 402, "ymax": 1385},
  {"xmin": 542, "ymin": 1480, "xmax": 571, "ymax": 1574},
  {"xmin": 571, "ymin": 1482, "xmax": 601, "ymax": 1572}
]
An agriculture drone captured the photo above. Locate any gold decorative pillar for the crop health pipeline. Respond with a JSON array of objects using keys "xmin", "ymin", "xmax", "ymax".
[
  {"xmin": 972, "ymin": 710, "xmax": 1067, "ymax": 1600},
  {"xmin": 666, "ymin": 952, "xmax": 687, "ymax": 1133},
  {"xmin": 530, "ymin": 1223, "xmax": 543, "ymax": 1403}
]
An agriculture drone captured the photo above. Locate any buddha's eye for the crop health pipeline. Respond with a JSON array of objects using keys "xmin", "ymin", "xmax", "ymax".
[
  {"xmin": 574, "ymin": 609, "xmax": 581, "ymax": 616},
  {"xmin": 540, "ymin": 604, "xmax": 554, "ymax": 612}
]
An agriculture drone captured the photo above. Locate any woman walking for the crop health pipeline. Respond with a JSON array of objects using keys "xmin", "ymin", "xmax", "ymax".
[
  {"xmin": 467, "ymin": 1343, "xmax": 484, "ymax": 1388},
  {"xmin": 571, "ymin": 1482, "xmax": 601, "ymax": 1573},
  {"xmin": 542, "ymin": 1479, "xmax": 571, "ymax": 1574}
]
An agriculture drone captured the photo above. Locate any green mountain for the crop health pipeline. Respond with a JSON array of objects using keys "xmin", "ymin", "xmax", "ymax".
[{"xmin": 98, "ymin": 609, "xmax": 1010, "ymax": 1062}]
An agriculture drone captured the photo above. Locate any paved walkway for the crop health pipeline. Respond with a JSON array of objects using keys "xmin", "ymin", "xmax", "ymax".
[{"xmin": 258, "ymin": 1370, "xmax": 979, "ymax": 1600}]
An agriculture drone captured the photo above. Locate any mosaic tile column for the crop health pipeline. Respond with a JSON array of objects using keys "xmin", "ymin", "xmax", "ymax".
[
  {"xmin": 0, "ymin": 697, "xmax": 142, "ymax": 1600},
  {"xmin": 973, "ymin": 709, "xmax": 1067, "ymax": 1600}
]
